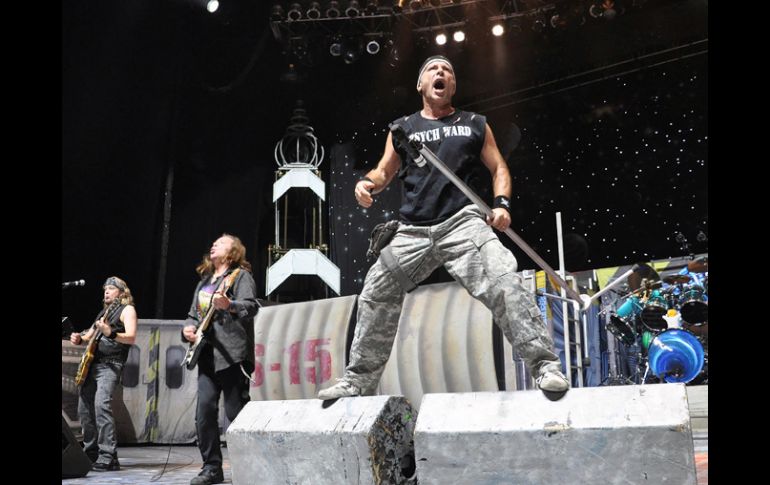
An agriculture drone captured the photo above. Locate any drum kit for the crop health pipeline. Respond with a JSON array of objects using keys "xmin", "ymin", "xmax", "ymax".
[{"xmin": 604, "ymin": 257, "xmax": 708, "ymax": 385}]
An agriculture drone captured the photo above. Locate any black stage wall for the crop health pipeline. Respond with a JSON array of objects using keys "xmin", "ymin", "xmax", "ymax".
[{"xmin": 63, "ymin": 0, "xmax": 707, "ymax": 323}]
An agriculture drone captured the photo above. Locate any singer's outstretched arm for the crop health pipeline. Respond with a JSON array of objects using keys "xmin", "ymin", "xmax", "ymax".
[{"xmin": 354, "ymin": 132, "xmax": 402, "ymax": 208}]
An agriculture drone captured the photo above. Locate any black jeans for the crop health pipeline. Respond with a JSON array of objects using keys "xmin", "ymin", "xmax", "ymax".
[{"xmin": 195, "ymin": 358, "xmax": 251, "ymax": 471}]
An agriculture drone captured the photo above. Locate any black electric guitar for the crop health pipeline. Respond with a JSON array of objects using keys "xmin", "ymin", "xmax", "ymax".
[{"xmin": 182, "ymin": 269, "xmax": 240, "ymax": 370}]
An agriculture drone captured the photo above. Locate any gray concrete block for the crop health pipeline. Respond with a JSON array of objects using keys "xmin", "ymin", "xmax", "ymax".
[
  {"xmin": 226, "ymin": 396, "xmax": 417, "ymax": 485},
  {"xmin": 414, "ymin": 384, "xmax": 696, "ymax": 485}
]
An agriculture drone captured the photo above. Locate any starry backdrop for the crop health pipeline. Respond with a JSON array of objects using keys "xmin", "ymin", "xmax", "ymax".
[
  {"xmin": 63, "ymin": 0, "xmax": 707, "ymax": 324},
  {"xmin": 326, "ymin": 4, "xmax": 707, "ymax": 297}
]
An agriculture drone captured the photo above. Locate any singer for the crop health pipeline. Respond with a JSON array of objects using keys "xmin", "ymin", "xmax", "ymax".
[
  {"xmin": 318, "ymin": 56, "xmax": 568, "ymax": 400},
  {"xmin": 69, "ymin": 276, "xmax": 137, "ymax": 471}
]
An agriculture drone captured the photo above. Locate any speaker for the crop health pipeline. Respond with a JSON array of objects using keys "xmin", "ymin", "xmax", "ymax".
[
  {"xmin": 226, "ymin": 396, "xmax": 417, "ymax": 485},
  {"xmin": 414, "ymin": 384, "xmax": 697, "ymax": 484},
  {"xmin": 62, "ymin": 416, "xmax": 90, "ymax": 478}
]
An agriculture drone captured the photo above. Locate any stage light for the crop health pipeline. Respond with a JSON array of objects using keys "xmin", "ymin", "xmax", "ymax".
[
  {"xmin": 326, "ymin": 1, "xmax": 341, "ymax": 17},
  {"xmin": 307, "ymin": 1, "xmax": 322, "ymax": 19},
  {"xmin": 206, "ymin": 0, "xmax": 219, "ymax": 13},
  {"xmin": 589, "ymin": 1, "xmax": 624, "ymax": 20},
  {"xmin": 345, "ymin": 0, "xmax": 361, "ymax": 17},
  {"xmin": 452, "ymin": 30, "xmax": 465, "ymax": 42},
  {"xmin": 435, "ymin": 32, "xmax": 447, "ymax": 45},
  {"xmin": 366, "ymin": 39, "xmax": 381, "ymax": 54},
  {"xmin": 491, "ymin": 23, "xmax": 504, "ymax": 36},
  {"xmin": 287, "ymin": 3, "xmax": 303, "ymax": 21},
  {"xmin": 365, "ymin": 1, "xmax": 379, "ymax": 15},
  {"xmin": 550, "ymin": 13, "xmax": 567, "ymax": 29},
  {"xmin": 392, "ymin": 0, "xmax": 407, "ymax": 13}
]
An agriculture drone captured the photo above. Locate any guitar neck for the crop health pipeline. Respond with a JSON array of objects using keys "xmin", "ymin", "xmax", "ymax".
[{"xmin": 86, "ymin": 300, "xmax": 119, "ymax": 345}]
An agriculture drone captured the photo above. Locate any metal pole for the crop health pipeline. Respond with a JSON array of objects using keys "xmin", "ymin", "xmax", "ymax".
[
  {"xmin": 411, "ymin": 139, "xmax": 583, "ymax": 305},
  {"xmin": 568, "ymin": 275, "xmax": 584, "ymax": 388},
  {"xmin": 154, "ymin": 161, "xmax": 174, "ymax": 318},
  {"xmin": 556, "ymin": 212, "xmax": 573, "ymax": 386}
]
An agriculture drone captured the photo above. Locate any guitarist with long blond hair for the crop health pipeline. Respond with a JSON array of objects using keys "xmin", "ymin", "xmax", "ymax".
[
  {"xmin": 181, "ymin": 233, "xmax": 258, "ymax": 485},
  {"xmin": 69, "ymin": 276, "xmax": 137, "ymax": 472}
]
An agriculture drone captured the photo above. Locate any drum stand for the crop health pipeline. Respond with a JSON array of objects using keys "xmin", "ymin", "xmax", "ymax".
[{"xmin": 601, "ymin": 311, "xmax": 636, "ymax": 386}]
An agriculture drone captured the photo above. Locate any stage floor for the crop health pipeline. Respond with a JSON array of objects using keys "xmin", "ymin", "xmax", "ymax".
[{"xmin": 62, "ymin": 437, "xmax": 708, "ymax": 484}]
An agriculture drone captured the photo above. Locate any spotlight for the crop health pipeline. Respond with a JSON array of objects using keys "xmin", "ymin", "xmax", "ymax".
[
  {"xmin": 435, "ymin": 32, "xmax": 447, "ymax": 45},
  {"xmin": 287, "ymin": 3, "xmax": 303, "ymax": 21},
  {"xmin": 590, "ymin": 1, "xmax": 624, "ymax": 20},
  {"xmin": 409, "ymin": 0, "xmax": 423, "ymax": 10},
  {"xmin": 366, "ymin": 40, "xmax": 381, "ymax": 54},
  {"xmin": 452, "ymin": 30, "xmax": 465, "ymax": 42},
  {"xmin": 345, "ymin": 0, "xmax": 361, "ymax": 17},
  {"xmin": 206, "ymin": 0, "xmax": 219, "ymax": 13},
  {"xmin": 329, "ymin": 39, "xmax": 343, "ymax": 56},
  {"xmin": 392, "ymin": 0, "xmax": 407, "ymax": 13},
  {"xmin": 307, "ymin": 1, "xmax": 322, "ymax": 19},
  {"xmin": 550, "ymin": 14, "xmax": 568, "ymax": 29},
  {"xmin": 365, "ymin": 0, "xmax": 379, "ymax": 15},
  {"xmin": 326, "ymin": 1, "xmax": 341, "ymax": 17},
  {"xmin": 491, "ymin": 23, "xmax": 504, "ymax": 36}
]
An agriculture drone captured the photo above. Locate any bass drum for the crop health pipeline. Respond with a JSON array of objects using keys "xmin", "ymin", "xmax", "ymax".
[{"xmin": 647, "ymin": 329, "xmax": 705, "ymax": 384}]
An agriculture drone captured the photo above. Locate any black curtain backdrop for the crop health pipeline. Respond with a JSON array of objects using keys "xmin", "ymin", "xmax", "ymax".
[{"xmin": 63, "ymin": 0, "xmax": 707, "ymax": 324}]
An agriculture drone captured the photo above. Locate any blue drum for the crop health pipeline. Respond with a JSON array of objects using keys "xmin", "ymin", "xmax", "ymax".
[
  {"xmin": 680, "ymin": 284, "xmax": 708, "ymax": 324},
  {"xmin": 641, "ymin": 289, "xmax": 669, "ymax": 332},
  {"xmin": 647, "ymin": 328, "xmax": 705, "ymax": 383},
  {"xmin": 617, "ymin": 295, "xmax": 642, "ymax": 319}
]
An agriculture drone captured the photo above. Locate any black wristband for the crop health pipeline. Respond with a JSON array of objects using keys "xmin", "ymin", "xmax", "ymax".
[
  {"xmin": 493, "ymin": 195, "xmax": 512, "ymax": 215},
  {"xmin": 359, "ymin": 176, "xmax": 374, "ymax": 185},
  {"xmin": 106, "ymin": 330, "xmax": 117, "ymax": 340}
]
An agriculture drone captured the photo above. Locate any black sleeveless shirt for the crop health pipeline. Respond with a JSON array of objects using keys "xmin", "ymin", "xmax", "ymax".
[
  {"xmin": 391, "ymin": 109, "xmax": 489, "ymax": 225},
  {"xmin": 96, "ymin": 303, "xmax": 131, "ymax": 363}
]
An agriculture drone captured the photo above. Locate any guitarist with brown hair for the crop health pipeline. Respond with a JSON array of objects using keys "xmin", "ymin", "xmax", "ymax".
[
  {"xmin": 181, "ymin": 233, "xmax": 258, "ymax": 485},
  {"xmin": 69, "ymin": 276, "xmax": 137, "ymax": 472}
]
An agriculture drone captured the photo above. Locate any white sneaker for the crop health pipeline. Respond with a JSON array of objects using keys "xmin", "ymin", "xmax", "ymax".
[
  {"xmin": 317, "ymin": 379, "xmax": 361, "ymax": 400},
  {"xmin": 536, "ymin": 370, "xmax": 570, "ymax": 393}
]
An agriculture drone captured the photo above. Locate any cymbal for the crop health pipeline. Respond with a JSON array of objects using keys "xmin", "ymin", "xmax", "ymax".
[
  {"xmin": 629, "ymin": 280, "xmax": 663, "ymax": 295},
  {"xmin": 627, "ymin": 263, "xmax": 660, "ymax": 292},
  {"xmin": 688, "ymin": 256, "xmax": 708, "ymax": 273},
  {"xmin": 663, "ymin": 274, "xmax": 692, "ymax": 284}
]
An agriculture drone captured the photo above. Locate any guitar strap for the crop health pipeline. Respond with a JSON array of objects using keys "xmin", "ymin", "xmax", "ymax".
[{"xmin": 196, "ymin": 268, "xmax": 242, "ymax": 322}]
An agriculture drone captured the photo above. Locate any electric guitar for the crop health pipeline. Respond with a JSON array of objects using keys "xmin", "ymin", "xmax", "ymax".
[
  {"xmin": 182, "ymin": 269, "xmax": 240, "ymax": 370},
  {"xmin": 74, "ymin": 300, "xmax": 120, "ymax": 386}
]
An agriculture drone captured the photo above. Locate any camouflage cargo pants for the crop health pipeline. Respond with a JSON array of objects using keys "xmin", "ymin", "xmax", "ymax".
[{"xmin": 345, "ymin": 205, "xmax": 562, "ymax": 393}]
